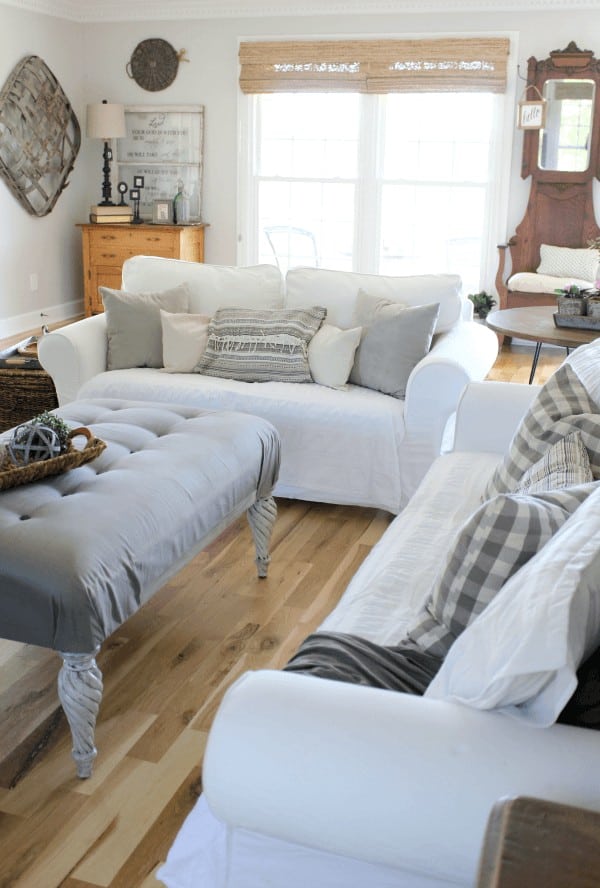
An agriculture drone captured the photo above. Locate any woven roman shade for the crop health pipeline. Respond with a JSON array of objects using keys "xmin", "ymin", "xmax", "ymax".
[{"xmin": 239, "ymin": 37, "xmax": 510, "ymax": 94}]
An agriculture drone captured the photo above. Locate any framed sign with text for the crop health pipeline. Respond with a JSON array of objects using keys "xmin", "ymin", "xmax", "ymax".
[
  {"xmin": 116, "ymin": 105, "xmax": 204, "ymax": 221},
  {"xmin": 517, "ymin": 99, "xmax": 546, "ymax": 130}
]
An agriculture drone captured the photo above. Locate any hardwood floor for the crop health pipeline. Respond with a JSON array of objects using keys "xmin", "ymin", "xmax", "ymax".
[{"xmin": 0, "ymin": 340, "xmax": 564, "ymax": 887}]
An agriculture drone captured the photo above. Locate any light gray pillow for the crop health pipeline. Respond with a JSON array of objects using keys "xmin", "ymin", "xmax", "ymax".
[
  {"xmin": 349, "ymin": 291, "xmax": 439, "ymax": 398},
  {"xmin": 101, "ymin": 284, "xmax": 190, "ymax": 370}
]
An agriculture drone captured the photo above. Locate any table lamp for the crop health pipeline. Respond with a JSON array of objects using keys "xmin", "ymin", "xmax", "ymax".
[{"xmin": 86, "ymin": 100, "xmax": 126, "ymax": 206}]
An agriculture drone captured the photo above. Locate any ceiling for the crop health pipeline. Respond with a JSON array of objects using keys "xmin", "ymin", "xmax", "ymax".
[{"xmin": 3, "ymin": 0, "xmax": 599, "ymax": 21}]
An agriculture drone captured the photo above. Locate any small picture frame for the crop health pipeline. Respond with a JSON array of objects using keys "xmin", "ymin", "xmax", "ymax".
[
  {"xmin": 517, "ymin": 100, "xmax": 546, "ymax": 130},
  {"xmin": 130, "ymin": 188, "xmax": 140, "ymax": 200},
  {"xmin": 152, "ymin": 198, "xmax": 172, "ymax": 224},
  {"xmin": 133, "ymin": 175, "xmax": 145, "ymax": 189}
]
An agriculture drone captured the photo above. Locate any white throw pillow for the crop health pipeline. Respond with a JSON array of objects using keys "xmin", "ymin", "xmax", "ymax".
[
  {"xmin": 161, "ymin": 310, "xmax": 211, "ymax": 373},
  {"xmin": 537, "ymin": 244, "xmax": 599, "ymax": 282},
  {"xmin": 425, "ymin": 482, "xmax": 600, "ymax": 727},
  {"xmin": 308, "ymin": 324, "xmax": 362, "ymax": 389}
]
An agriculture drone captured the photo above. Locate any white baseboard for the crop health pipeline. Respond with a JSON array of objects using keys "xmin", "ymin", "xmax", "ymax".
[{"xmin": 0, "ymin": 300, "xmax": 83, "ymax": 339}]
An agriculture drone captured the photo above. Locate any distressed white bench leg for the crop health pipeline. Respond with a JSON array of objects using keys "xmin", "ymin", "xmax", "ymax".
[
  {"xmin": 247, "ymin": 496, "xmax": 277, "ymax": 578},
  {"xmin": 58, "ymin": 649, "xmax": 103, "ymax": 779}
]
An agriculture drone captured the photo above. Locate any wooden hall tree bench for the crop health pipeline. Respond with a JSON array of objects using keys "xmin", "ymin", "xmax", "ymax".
[{"xmin": 0, "ymin": 399, "xmax": 279, "ymax": 778}]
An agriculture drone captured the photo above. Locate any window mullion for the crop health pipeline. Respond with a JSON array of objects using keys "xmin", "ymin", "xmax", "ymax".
[{"xmin": 354, "ymin": 94, "xmax": 380, "ymax": 274}]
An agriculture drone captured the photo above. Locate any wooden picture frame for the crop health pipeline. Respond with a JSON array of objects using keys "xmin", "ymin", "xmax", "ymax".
[{"xmin": 517, "ymin": 100, "xmax": 546, "ymax": 130}]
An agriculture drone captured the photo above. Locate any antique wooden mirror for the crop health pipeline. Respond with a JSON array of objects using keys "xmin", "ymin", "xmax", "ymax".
[{"xmin": 496, "ymin": 42, "xmax": 600, "ymax": 310}]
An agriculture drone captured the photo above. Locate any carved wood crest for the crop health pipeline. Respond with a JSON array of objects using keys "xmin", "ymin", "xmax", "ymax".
[{"xmin": 0, "ymin": 56, "xmax": 81, "ymax": 217}]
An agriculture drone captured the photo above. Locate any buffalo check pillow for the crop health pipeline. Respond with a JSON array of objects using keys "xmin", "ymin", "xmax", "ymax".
[
  {"xmin": 485, "ymin": 341, "xmax": 600, "ymax": 499},
  {"xmin": 194, "ymin": 306, "xmax": 326, "ymax": 383},
  {"xmin": 406, "ymin": 483, "xmax": 595, "ymax": 659}
]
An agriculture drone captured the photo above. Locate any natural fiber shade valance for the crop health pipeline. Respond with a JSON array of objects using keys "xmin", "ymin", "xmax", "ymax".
[{"xmin": 239, "ymin": 37, "xmax": 510, "ymax": 94}]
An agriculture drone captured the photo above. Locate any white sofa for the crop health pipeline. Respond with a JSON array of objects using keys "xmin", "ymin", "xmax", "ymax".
[
  {"xmin": 157, "ymin": 374, "xmax": 600, "ymax": 888},
  {"xmin": 38, "ymin": 258, "xmax": 498, "ymax": 513}
]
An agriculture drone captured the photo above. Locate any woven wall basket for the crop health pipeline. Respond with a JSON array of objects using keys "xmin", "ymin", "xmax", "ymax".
[{"xmin": 0, "ymin": 55, "xmax": 81, "ymax": 217}]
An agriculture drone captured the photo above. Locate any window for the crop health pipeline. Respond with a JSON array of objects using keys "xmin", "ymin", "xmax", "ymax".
[{"xmin": 241, "ymin": 89, "xmax": 504, "ymax": 294}]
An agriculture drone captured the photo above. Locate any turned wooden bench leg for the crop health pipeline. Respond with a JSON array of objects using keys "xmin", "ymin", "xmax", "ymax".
[
  {"xmin": 57, "ymin": 648, "xmax": 103, "ymax": 779},
  {"xmin": 247, "ymin": 496, "xmax": 277, "ymax": 578}
]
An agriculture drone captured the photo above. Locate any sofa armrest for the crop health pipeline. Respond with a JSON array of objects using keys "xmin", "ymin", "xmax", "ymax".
[
  {"xmin": 398, "ymin": 321, "xmax": 498, "ymax": 502},
  {"xmin": 38, "ymin": 314, "xmax": 108, "ymax": 405},
  {"xmin": 453, "ymin": 381, "xmax": 540, "ymax": 454},
  {"xmin": 203, "ymin": 670, "xmax": 600, "ymax": 887}
]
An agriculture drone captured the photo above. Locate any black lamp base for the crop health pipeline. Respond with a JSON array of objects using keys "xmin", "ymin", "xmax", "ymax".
[{"xmin": 98, "ymin": 140, "xmax": 116, "ymax": 206}]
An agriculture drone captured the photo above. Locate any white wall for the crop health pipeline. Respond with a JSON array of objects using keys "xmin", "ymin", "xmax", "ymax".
[
  {"xmin": 1, "ymin": 5, "xmax": 600, "ymax": 332},
  {"xmin": 0, "ymin": 5, "xmax": 86, "ymax": 337}
]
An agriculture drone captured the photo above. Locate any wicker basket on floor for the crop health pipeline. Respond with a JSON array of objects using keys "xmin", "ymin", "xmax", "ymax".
[{"xmin": 0, "ymin": 369, "xmax": 58, "ymax": 432}]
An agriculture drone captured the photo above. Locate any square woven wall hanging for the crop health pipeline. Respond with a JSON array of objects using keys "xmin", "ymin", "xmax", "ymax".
[{"xmin": 0, "ymin": 55, "xmax": 80, "ymax": 216}]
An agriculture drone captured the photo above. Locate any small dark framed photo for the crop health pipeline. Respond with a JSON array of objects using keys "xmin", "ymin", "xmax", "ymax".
[
  {"xmin": 133, "ymin": 175, "xmax": 145, "ymax": 188},
  {"xmin": 130, "ymin": 189, "xmax": 140, "ymax": 200},
  {"xmin": 152, "ymin": 199, "xmax": 172, "ymax": 224}
]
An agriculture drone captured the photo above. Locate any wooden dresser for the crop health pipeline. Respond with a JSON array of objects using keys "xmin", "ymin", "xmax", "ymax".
[{"xmin": 78, "ymin": 222, "xmax": 208, "ymax": 316}]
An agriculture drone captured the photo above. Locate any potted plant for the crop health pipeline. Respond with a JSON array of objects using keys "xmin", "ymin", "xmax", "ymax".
[
  {"xmin": 468, "ymin": 291, "xmax": 497, "ymax": 320},
  {"xmin": 554, "ymin": 283, "xmax": 587, "ymax": 316}
]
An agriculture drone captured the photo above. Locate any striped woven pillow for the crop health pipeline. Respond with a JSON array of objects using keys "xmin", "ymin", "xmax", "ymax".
[{"xmin": 194, "ymin": 306, "xmax": 326, "ymax": 383}]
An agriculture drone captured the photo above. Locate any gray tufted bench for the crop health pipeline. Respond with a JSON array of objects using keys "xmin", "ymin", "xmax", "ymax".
[{"xmin": 0, "ymin": 399, "xmax": 280, "ymax": 778}]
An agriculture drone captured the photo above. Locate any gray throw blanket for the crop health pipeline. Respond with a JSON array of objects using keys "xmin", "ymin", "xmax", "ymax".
[{"xmin": 284, "ymin": 631, "xmax": 442, "ymax": 693}]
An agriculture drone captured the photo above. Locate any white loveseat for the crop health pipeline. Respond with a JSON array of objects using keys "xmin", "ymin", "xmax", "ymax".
[
  {"xmin": 38, "ymin": 258, "xmax": 498, "ymax": 513},
  {"xmin": 157, "ymin": 368, "xmax": 600, "ymax": 888}
]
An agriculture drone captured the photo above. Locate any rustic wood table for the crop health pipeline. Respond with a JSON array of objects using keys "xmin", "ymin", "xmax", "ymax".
[
  {"xmin": 486, "ymin": 305, "xmax": 600, "ymax": 384},
  {"xmin": 476, "ymin": 796, "xmax": 600, "ymax": 888}
]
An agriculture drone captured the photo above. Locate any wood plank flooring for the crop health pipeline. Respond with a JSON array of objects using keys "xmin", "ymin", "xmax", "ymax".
[{"xmin": 0, "ymin": 340, "xmax": 563, "ymax": 887}]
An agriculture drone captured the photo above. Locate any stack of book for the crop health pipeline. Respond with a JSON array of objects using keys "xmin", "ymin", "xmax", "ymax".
[{"xmin": 90, "ymin": 204, "xmax": 133, "ymax": 224}]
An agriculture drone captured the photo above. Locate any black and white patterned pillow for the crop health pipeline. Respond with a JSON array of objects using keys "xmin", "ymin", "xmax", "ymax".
[
  {"xmin": 484, "ymin": 346, "xmax": 600, "ymax": 499},
  {"xmin": 513, "ymin": 431, "xmax": 592, "ymax": 494},
  {"xmin": 194, "ymin": 306, "xmax": 326, "ymax": 383},
  {"xmin": 406, "ymin": 484, "xmax": 596, "ymax": 658}
]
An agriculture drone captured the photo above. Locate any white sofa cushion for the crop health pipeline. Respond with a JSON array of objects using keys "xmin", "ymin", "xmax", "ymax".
[
  {"xmin": 508, "ymin": 271, "xmax": 594, "ymax": 293},
  {"xmin": 122, "ymin": 256, "xmax": 284, "ymax": 315},
  {"xmin": 426, "ymin": 481, "xmax": 600, "ymax": 727},
  {"xmin": 284, "ymin": 266, "xmax": 463, "ymax": 333}
]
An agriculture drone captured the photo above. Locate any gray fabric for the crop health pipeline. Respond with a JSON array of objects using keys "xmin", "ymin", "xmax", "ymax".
[
  {"xmin": 407, "ymin": 483, "xmax": 596, "ymax": 658},
  {"xmin": 101, "ymin": 284, "xmax": 190, "ymax": 370},
  {"xmin": 0, "ymin": 398, "xmax": 280, "ymax": 653},
  {"xmin": 349, "ymin": 299, "xmax": 439, "ymax": 398},
  {"xmin": 284, "ymin": 631, "xmax": 441, "ymax": 692},
  {"xmin": 195, "ymin": 306, "xmax": 326, "ymax": 383},
  {"xmin": 513, "ymin": 431, "xmax": 593, "ymax": 494},
  {"xmin": 485, "ymin": 359, "xmax": 600, "ymax": 499}
]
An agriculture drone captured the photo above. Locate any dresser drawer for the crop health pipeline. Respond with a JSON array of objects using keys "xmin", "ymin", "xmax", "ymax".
[{"xmin": 89, "ymin": 228, "xmax": 180, "ymax": 263}]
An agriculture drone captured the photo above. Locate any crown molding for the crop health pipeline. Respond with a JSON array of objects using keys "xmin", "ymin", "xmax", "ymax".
[{"xmin": 2, "ymin": 0, "xmax": 600, "ymax": 21}]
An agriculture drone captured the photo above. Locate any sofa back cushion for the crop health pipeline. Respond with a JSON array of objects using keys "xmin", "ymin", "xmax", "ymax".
[
  {"xmin": 122, "ymin": 256, "xmax": 284, "ymax": 315},
  {"xmin": 284, "ymin": 267, "xmax": 463, "ymax": 333}
]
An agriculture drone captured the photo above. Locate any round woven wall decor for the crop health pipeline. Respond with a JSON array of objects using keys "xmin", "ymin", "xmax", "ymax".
[{"xmin": 127, "ymin": 39, "xmax": 181, "ymax": 92}]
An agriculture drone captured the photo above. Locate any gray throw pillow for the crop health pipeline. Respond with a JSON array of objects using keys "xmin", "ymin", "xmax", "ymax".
[
  {"xmin": 406, "ymin": 483, "xmax": 595, "ymax": 659},
  {"xmin": 194, "ymin": 306, "xmax": 326, "ymax": 383},
  {"xmin": 349, "ymin": 291, "xmax": 439, "ymax": 398},
  {"xmin": 101, "ymin": 284, "xmax": 190, "ymax": 370}
]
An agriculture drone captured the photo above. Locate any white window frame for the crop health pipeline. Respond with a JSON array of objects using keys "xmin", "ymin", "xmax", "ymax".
[{"xmin": 237, "ymin": 33, "xmax": 517, "ymax": 294}]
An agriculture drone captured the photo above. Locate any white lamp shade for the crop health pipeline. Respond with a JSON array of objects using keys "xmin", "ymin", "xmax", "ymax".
[{"xmin": 86, "ymin": 102, "xmax": 126, "ymax": 140}]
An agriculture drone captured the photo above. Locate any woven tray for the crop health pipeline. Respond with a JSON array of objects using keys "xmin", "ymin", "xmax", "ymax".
[{"xmin": 0, "ymin": 427, "xmax": 106, "ymax": 491}]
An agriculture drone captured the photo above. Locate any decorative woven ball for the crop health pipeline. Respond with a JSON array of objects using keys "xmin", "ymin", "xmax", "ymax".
[{"xmin": 7, "ymin": 422, "xmax": 62, "ymax": 466}]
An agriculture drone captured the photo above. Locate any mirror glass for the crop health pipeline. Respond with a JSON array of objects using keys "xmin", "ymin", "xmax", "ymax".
[{"xmin": 538, "ymin": 78, "xmax": 595, "ymax": 172}]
